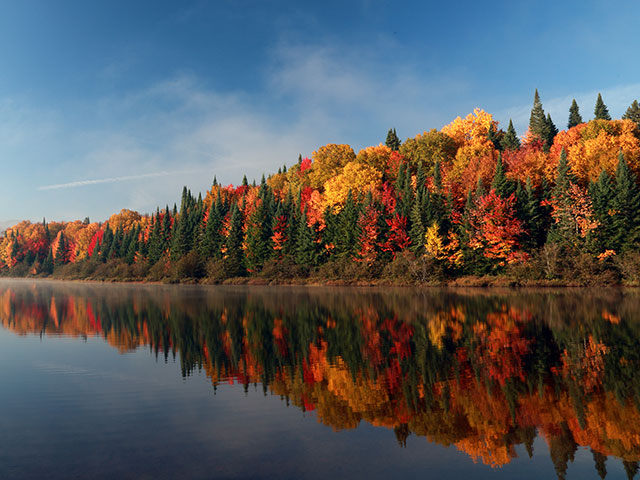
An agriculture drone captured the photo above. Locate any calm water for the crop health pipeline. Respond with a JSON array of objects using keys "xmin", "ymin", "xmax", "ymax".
[{"xmin": 1, "ymin": 280, "xmax": 639, "ymax": 479}]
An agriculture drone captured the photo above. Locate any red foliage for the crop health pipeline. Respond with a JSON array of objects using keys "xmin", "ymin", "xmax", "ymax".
[{"xmin": 380, "ymin": 214, "xmax": 411, "ymax": 257}]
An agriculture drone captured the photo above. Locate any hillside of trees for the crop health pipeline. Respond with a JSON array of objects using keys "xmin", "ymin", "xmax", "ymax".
[{"xmin": 4, "ymin": 91, "xmax": 640, "ymax": 285}]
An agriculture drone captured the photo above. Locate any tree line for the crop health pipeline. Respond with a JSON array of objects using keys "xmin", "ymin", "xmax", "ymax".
[{"xmin": 3, "ymin": 91, "xmax": 640, "ymax": 283}]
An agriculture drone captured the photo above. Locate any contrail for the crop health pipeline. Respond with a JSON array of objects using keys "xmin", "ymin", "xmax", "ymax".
[{"xmin": 37, "ymin": 169, "xmax": 205, "ymax": 191}]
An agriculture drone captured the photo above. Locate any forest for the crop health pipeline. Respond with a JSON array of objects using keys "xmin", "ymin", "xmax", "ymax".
[{"xmin": 3, "ymin": 91, "xmax": 640, "ymax": 284}]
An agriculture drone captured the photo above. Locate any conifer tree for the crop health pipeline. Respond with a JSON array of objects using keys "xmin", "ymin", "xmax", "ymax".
[
  {"xmin": 611, "ymin": 150, "xmax": 640, "ymax": 252},
  {"xmin": 336, "ymin": 190, "xmax": 361, "ymax": 258},
  {"xmin": 201, "ymin": 193, "xmax": 224, "ymax": 260},
  {"xmin": 622, "ymin": 100, "xmax": 640, "ymax": 128},
  {"xmin": 491, "ymin": 153, "xmax": 511, "ymax": 197},
  {"xmin": 385, "ymin": 128, "xmax": 401, "ymax": 151},
  {"xmin": 521, "ymin": 177, "xmax": 543, "ymax": 248},
  {"xmin": 55, "ymin": 232, "xmax": 67, "ymax": 266},
  {"xmin": 501, "ymin": 119, "xmax": 520, "ymax": 150},
  {"xmin": 544, "ymin": 114, "xmax": 558, "ymax": 148},
  {"xmin": 588, "ymin": 170, "xmax": 613, "ymax": 253},
  {"xmin": 594, "ymin": 93, "xmax": 611, "ymax": 120},
  {"xmin": 547, "ymin": 148, "xmax": 578, "ymax": 246},
  {"xmin": 43, "ymin": 247, "xmax": 54, "ymax": 274},
  {"xmin": 529, "ymin": 89, "xmax": 547, "ymax": 140},
  {"xmin": 295, "ymin": 207, "xmax": 317, "ymax": 266},
  {"xmin": 224, "ymin": 204, "xmax": 245, "ymax": 277},
  {"xmin": 568, "ymin": 99, "xmax": 583, "ymax": 128},
  {"xmin": 487, "ymin": 124, "xmax": 503, "ymax": 151},
  {"xmin": 409, "ymin": 194, "xmax": 425, "ymax": 254}
]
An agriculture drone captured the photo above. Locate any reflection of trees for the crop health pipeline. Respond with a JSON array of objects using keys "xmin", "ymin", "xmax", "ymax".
[{"xmin": 3, "ymin": 282, "xmax": 640, "ymax": 476}]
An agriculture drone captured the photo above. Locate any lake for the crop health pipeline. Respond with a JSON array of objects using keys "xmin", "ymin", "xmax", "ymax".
[{"xmin": 0, "ymin": 279, "xmax": 639, "ymax": 479}]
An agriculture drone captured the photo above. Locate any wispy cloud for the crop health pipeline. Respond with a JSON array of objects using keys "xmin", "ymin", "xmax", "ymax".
[{"xmin": 37, "ymin": 169, "xmax": 208, "ymax": 191}]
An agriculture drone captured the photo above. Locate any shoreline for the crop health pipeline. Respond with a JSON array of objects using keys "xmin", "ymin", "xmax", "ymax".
[{"xmin": 0, "ymin": 274, "xmax": 634, "ymax": 289}]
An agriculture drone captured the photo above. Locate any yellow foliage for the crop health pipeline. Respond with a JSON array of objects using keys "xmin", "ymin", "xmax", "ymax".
[
  {"xmin": 323, "ymin": 162, "xmax": 382, "ymax": 210},
  {"xmin": 308, "ymin": 144, "xmax": 356, "ymax": 190},
  {"xmin": 441, "ymin": 108, "xmax": 498, "ymax": 147},
  {"xmin": 355, "ymin": 144, "xmax": 392, "ymax": 172},
  {"xmin": 550, "ymin": 119, "xmax": 640, "ymax": 184},
  {"xmin": 424, "ymin": 222, "xmax": 445, "ymax": 260},
  {"xmin": 107, "ymin": 209, "xmax": 142, "ymax": 233}
]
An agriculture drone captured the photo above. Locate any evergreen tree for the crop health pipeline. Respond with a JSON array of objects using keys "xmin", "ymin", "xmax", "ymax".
[
  {"xmin": 501, "ymin": 119, "xmax": 520, "ymax": 150},
  {"xmin": 335, "ymin": 190, "xmax": 361, "ymax": 258},
  {"xmin": 245, "ymin": 185, "xmax": 274, "ymax": 271},
  {"xmin": 55, "ymin": 232, "xmax": 67, "ymax": 266},
  {"xmin": 623, "ymin": 460, "xmax": 639, "ymax": 480},
  {"xmin": 594, "ymin": 93, "xmax": 611, "ymax": 120},
  {"xmin": 611, "ymin": 150, "xmax": 640, "ymax": 252},
  {"xmin": 43, "ymin": 248, "xmax": 54, "ymax": 274},
  {"xmin": 588, "ymin": 170, "xmax": 613, "ymax": 253},
  {"xmin": 591, "ymin": 449, "xmax": 607, "ymax": 479},
  {"xmin": 224, "ymin": 204, "xmax": 245, "ymax": 277},
  {"xmin": 409, "ymin": 194, "xmax": 425, "ymax": 254},
  {"xmin": 295, "ymin": 207, "xmax": 317, "ymax": 266},
  {"xmin": 491, "ymin": 153, "xmax": 511, "ymax": 197},
  {"xmin": 568, "ymin": 99, "xmax": 583, "ymax": 128},
  {"xmin": 529, "ymin": 89, "xmax": 547, "ymax": 140},
  {"xmin": 622, "ymin": 100, "xmax": 640, "ymax": 129},
  {"xmin": 544, "ymin": 113, "xmax": 558, "ymax": 148},
  {"xmin": 487, "ymin": 124, "xmax": 503, "ymax": 151},
  {"xmin": 547, "ymin": 149, "xmax": 578, "ymax": 247},
  {"xmin": 200, "ymin": 193, "xmax": 224, "ymax": 260},
  {"xmin": 148, "ymin": 212, "xmax": 164, "ymax": 264},
  {"xmin": 100, "ymin": 227, "xmax": 114, "ymax": 263},
  {"xmin": 385, "ymin": 128, "xmax": 401, "ymax": 151}
]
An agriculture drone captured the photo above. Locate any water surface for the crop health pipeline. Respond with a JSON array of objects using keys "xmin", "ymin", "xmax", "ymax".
[{"xmin": 1, "ymin": 279, "xmax": 639, "ymax": 479}]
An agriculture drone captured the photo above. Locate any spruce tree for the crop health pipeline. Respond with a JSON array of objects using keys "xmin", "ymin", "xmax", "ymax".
[
  {"xmin": 336, "ymin": 190, "xmax": 361, "ymax": 258},
  {"xmin": 409, "ymin": 194, "xmax": 425, "ymax": 254},
  {"xmin": 594, "ymin": 93, "xmax": 611, "ymax": 120},
  {"xmin": 43, "ymin": 248, "xmax": 54, "ymax": 274},
  {"xmin": 487, "ymin": 124, "xmax": 503, "ymax": 151},
  {"xmin": 529, "ymin": 89, "xmax": 547, "ymax": 140},
  {"xmin": 612, "ymin": 150, "xmax": 640, "ymax": 252},
  {"xmin": 622, "ymin": 100, "xmax": 640, "ymax": 129},
  {"xmin": 224, "ymin": 204, "xmax": 245, "ymax": 277},
  {"xmin": 522, "ymin": 177, "xmax": 543, "ymax": 248},
  {"xmin": 385, "ymin": 128, "xmax": 401, "ymax": 151},
  {"xmin": 491, "ymin": 153, "xmax": 511, "ymax": 197},
  {"xmin": 201, "ymin": 194, "xmax": 224, "ymax": 260},
  {"xmin": 501, "ymin": 119, "xmax": 520, "ymax": 151},
  {"xmin": 295, "ymin": 207, "xmax": 317, "ymax": 266},
  {"xmin": 544, "ymin": 114, "xmax": 558, "ymax": 148},
  {"xmin": 588, "ymin": 170, "xmax": 613, "ymax": 253},
  {"xmin": 568, "ymin": 99, "xmax": 583, "ymax": 128}
]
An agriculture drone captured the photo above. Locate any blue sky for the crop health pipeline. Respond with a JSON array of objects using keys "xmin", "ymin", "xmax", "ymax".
[{"xmin": 2, "ymin": 0, "xmax": 640, "ymax": 224}]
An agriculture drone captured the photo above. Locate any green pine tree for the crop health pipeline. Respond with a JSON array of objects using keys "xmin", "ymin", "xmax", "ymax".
[
  {"xmin": 501, "ymin": 119, "xmax": 520, "ymax": 151},
  {"xmin": 385, "ymin": 128, "xmax": 401, "ymax": 151},
  {"xmin": 611, "ymin": 150, "xmax": 640, "ymax": 252},
  {"xmin": 588, "ymin": 170, "xmax": 613, "ymax": 253},
  {"xmin": 622, "ymin": 100, "xmax": 640, "ymax": 129},
  {"xmin": 409, "ymin": 193, "xmax": 425, "ymax": 254},
  {"xmin": 295, "ymin": 207, "xmax": 317, "ymax": 266},
  {"xmin": 568, "ymin": 99, "xmax": 583, "ymax": 128},
  {"xmin": 224, "ymin": 204, "xmax": 245, "ymax": 277},
  {"xmin": 594, "ymin": 93, "xmax": 611, "ymax": 120},
  {"xmin": 544, "ymin": 113, "xmax": 558, "ymax": 148},
  {"xmin": 529, "ymin": 89, "xmax": 547, "ymax": 140},
  {"xmin": 491, "ymin": 153, "xmax": 511, "ymax": 197}
]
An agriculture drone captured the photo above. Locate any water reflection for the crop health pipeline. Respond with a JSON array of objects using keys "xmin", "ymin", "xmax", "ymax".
[{"xmin": 2, "ymin": 280, "xmax": 640, "ymax": 478}]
